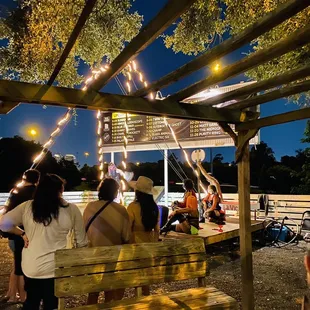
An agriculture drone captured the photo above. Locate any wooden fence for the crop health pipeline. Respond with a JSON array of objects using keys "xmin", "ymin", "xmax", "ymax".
[{"xmin": 1, "ymin": 192, "xmax": 309, "ymax": 229}]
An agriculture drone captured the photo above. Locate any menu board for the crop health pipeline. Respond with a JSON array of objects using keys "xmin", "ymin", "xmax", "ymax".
[{"xmin": 101, "ymin": 112, "xmax": 235, "ymax": 149}]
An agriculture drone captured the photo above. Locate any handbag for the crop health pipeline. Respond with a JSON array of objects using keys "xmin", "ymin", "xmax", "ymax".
[{"xmin": 85, "ymin": 201, "xmax": 111, "ymax": 233}]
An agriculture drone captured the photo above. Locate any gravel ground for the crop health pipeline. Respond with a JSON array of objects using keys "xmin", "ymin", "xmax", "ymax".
[{"xmin": 0, "ymin": 238, "xmax": 308, "ymax": 309}]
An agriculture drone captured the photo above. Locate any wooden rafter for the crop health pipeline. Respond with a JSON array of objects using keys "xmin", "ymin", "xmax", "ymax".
[
  {"xmin": 218, "ymin": 122, "xmax": 237, "ymax": 146},
  {"xmin": 235, "ymin": 129, "xmax": 259, "ymax": 163},
  {"xmin": 47, "ymin": 0, "xmax": 98, "ymax": 85},
  {"xmin": 0, "ymin": 101, "xmax": 19, "ymax": 114},
  {"xmin": 226, "ymin": 80, "xmax": 310, "ymax": 111},
  {"xmin": 166, "ymin": 24, "xmax": 310, "ymax": 103},
  {"xmin": 133, "ymin": 0, "xmax": 310, "ymax": 97},
  {"xmin": 0, "ymin": 79, "xmax": 243, "ymax": 123},
  {"xmin": 236, "ymin": 107, "xmax": 310, "ymax": 131},
  {"xmin": 89, "ymin": 0, "xmax": 197, "ymax": 91},
  {"xmin": 199, "ymin": 66, "xmax": 310, "ymax": 107}
]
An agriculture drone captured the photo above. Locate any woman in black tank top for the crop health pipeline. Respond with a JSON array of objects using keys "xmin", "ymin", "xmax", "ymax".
[{"xmin": 202, "ymin": 185, "xmax": 225, "ymax": 224}]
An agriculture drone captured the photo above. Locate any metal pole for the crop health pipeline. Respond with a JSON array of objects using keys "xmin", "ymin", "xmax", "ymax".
[
  {"xmin": 210, "ymin": 148, "xmax": 213, "ymax": 175},
  {"xmin": 164, "ymin": 149, "xmax": 169, "ymax": 207},
  {"xmin": 197, "ymin": 164, "xmax": 203, "ymax": 221},
  {"xmin": 111, "ymin": 151, "xmax": 115, "ymax": 163}
]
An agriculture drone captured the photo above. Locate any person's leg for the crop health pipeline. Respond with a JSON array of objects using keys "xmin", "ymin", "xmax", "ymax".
[
  {"xmin": 104, "ymin": 289, "xmax": 125, "ymax": 303},
  {"xmin": 42, "ymin": 278, "xmax": 58, "ymax": 310},
  {"xmin": 6, "ymin": 241, "xmax": 18, "ymax": 302},
  {"xmin": 23, "ymin": 277, "xmax": 41, "ymax": 310},
  {"xmin": 160, "ymin": 214, "xmax": 186, "ymax": 234},
  {"xmin": 87, "ymin": 292, "xmax": 99, "ymax": 305},
  {"xmin": 17, "ymin": 276, "xmax": 26, "ymax": 302},
  {"xmin": 14, "ymin": 238, "xmax": 26, "ymax": 302},
  {"xmin": 142, "ymin": 286, "xmax": 150, "ymax": 296}
]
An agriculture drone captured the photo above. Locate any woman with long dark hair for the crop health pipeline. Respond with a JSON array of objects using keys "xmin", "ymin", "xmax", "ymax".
[
  {"xmin": 160, "ymin": 178, "xmax": 199, "ymax": 235},
  {"xmin": 127, "ymin": 176, "xmax": 159, "ymax": 296},
  {"xmin": 0, "ymin": 174, "xmax": 88, "ymax": 310},
  {"xmin": 127, "ymin": 176, "xmax": 159, "ymax": 244}
]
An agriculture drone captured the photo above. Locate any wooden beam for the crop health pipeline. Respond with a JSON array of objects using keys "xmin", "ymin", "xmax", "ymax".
[
  {"xmin": 90, "ymin": 0, "xmax": 197, "ymax": 91},
  {"xmin": 167, "ymin": 24, "xmax": 310, "ymax": 103},
  {"xmin": 237, "ymin": 130, "xmax": 254, "ymax": 310},
  {"xmin": 226, "ymin": 80, "xmax": 310, "ymax": 111},
  {"xmin": 133, "ymin": 0, "xmax": 310, "ymax": 97},
  {"xmin": 0, "ymin": 101, "xmax": 19, "ymax": 114},
  {"xmin": 199, "ymin": 66, "xmax": 310, "ymax": 107},
  {"xmin": 236, "ymin": 129, "xmax": 258, "ymax": 163},
  {"xmin": 218, "ymin": 122, "xmax": 237, "ymax": 146},
  {"xmin": 47, "ymin": 0, "xmax": 98, "ymax": 85},
  {"xmin": 236, "ymin": 107, "xmax": 310, "ymax": 131},
  {"xmin": 0, "ymin": 79, "xmax": 243, "ymax": 123}
]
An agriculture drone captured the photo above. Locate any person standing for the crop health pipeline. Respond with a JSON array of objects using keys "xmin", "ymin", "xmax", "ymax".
[
  {"xmin": 0, "ymin": 174, "xmax": 88, "ymax": 310},
  {"xmin": 4, "ymin": 169, "xmax": 40, "ymax": 303},
  {"xmin": 83, "ymin": 178, "xmax": 130, "ymax": 304}
]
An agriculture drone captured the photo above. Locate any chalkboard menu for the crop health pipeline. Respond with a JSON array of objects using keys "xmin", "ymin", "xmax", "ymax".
[{"xmin": 101, "ymin": 112, "xmax": 233, "ymax": 147}]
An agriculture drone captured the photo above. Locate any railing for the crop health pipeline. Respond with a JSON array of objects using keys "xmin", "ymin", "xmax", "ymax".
[{"xmin": 1, "ymin": 192, "xmax": 309, "ymax": 229}]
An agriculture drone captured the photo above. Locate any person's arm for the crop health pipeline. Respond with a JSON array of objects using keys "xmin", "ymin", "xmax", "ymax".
[
  {"xmin": 127, "ymin": 203, "xmax": 135, "ymax": 231},
  {"xmin": 0, "ymin": 202, "xmax": 29, "ymax": 246},
  {"xmin": 154, "ymin": 212, "xmax": 160, "ymax": 233},
  {"xmin": 71, "ymin": 204, "xmax": 88, "ymax": 248},
  {"xmin": 121, "ymin": 209, "xmax": 131, "ymax": 244},
  {"xmin": 197, "ymin": 162, "xmax": 223, "ymax": 201},
  {"xmin": 168, "ymin": 206, "xmax": 192, "ymax": 219}
]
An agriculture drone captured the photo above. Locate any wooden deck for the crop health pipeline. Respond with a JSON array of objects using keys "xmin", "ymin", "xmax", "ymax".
[{"xmin": 163, "ymin": 219, "xmax": 265, "ymax": 245}]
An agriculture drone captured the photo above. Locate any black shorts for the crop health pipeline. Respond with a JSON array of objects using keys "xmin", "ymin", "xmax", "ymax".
[
  {"xmin": 13, "ymin": 237, "xmax": 24, "ymax": 276},
  {"xmin": 23, "ymin": 276, "xmax": 58, "ymax": 310}
]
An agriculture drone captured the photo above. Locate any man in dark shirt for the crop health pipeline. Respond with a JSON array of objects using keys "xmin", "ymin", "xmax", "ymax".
[{"xmin": 4, "ymin": 169, "xmax": 40, "ymax": 303}]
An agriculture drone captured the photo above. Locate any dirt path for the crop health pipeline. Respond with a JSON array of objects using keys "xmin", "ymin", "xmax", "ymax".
[{"xmin": 0, "ymin": 239, "xmax": 308, "ymax": 309}]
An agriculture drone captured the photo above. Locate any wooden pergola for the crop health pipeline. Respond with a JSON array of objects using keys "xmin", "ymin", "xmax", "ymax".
[{"xmin": 1, "ymin": 0, "xmax": 310, "ymax": 308}]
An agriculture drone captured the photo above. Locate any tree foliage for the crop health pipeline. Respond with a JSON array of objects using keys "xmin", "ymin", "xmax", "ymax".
[
  {"xmin": 0, "ymin": 0, "xmax": 142, "ymax": 87},
  {"xmin": 164, "ymin": 0, "xmax": 310, "ymax": 105},
  {"xmin": 0, "ymin": 136, "xmax": 81, "ymax": 191}
]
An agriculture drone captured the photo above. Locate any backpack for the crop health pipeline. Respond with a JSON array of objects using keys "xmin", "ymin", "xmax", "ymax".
[{"xmin": 186, "ymin": 193, "xmax": 198, "ymax": 210}]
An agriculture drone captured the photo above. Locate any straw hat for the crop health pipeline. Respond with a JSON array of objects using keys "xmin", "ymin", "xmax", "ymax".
[{"xmin": 129, "ymin": 176, "xmax": 157, "ymax": 196}]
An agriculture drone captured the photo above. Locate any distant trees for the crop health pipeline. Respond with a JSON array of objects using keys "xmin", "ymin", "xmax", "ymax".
[
  {"xmin": 0, "ymin": 136, "xmax": 81, "ymax": 191},
  {"xmin": 1, "ymin": 129, "xmax": 310, "ymax": 194}
]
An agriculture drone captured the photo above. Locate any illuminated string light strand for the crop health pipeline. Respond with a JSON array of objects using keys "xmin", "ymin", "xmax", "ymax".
[
  {"xmin": 82, "ymin": 64, "xmax": 111, "ymax": 181},
  {"xmin": 163, "ymin": 117, "xmax": 208, "ymax": 195},
  {"xmin": 31, "ymin": 108, "xmax": 73, "ymax": 169},
  {"xmin": 97, "ymin": 110, "xmax": 105, "ymax": 181},
  {"xmin": 11, "ymin": 108, "xmax": 73, "ymax": 191},
  {"xmin": 82, "ymin": 61, "xmax": 152, "ymax": 204}
]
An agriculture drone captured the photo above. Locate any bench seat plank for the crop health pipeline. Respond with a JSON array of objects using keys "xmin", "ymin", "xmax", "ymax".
[
  {"xmin": 55, "ymin": 253, "xmax": 206, "ymax": 278},
  {"xmin": 55, "ymin": 239, "xmax": 205, "ymax": 268},
  {"xmin": 71, "ymin": 287, "xmax": 238, "ymax": 310},
  {"xmin": 56, "ymin": 261, "xmax": 206, "ymax": 296}
]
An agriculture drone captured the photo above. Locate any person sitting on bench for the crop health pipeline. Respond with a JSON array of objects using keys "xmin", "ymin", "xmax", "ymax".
[
  {"xmin": 160, "ymin": 179, "xmax": 199, "ymax": 235},
  {"xmin": 202, "ymin": 185, "xmax": 225, "ymax": 225}
]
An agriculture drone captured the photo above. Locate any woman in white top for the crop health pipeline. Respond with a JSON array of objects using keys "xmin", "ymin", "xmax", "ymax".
[{"xmin": 0, "ymin": 174, "xmax": 88, "ymax": 310}]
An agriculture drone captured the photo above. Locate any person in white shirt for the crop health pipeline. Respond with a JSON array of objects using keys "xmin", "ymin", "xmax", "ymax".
[{"xmin": 0, "ymin": 174, "xmax": 88, "ymax": 310}]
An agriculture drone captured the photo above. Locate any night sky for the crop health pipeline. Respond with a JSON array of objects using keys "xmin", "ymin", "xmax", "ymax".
[{"xmin": 0, "ymin": 0, "xmax": 308, "ymax": 166}]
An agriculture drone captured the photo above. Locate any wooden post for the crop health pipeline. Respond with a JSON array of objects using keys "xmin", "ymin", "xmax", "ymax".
[{"xmin": 237, "ymin": 131, "xmax": 254, "ymax": 310}]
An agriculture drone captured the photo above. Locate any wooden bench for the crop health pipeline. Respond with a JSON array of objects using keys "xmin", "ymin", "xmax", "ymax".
[{"xmin": 55, "ymin": 239, "xmax": 237, "ymax": 309}]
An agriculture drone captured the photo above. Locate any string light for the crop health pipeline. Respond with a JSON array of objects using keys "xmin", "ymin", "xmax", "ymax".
[
  {"xmin": 31, "ymin": 108, "xmax": 72, "ymax": 169},
  {"xmin": 164, "ymin": 117, "xmax": 208, "ymax": 195},
  {"xmin": 82, "ymin": 60, "xmax": 154, "ymax": 205},
  {"xmin": 97, "ymin": 110, "xmax": 105, "ymax": 180}
]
